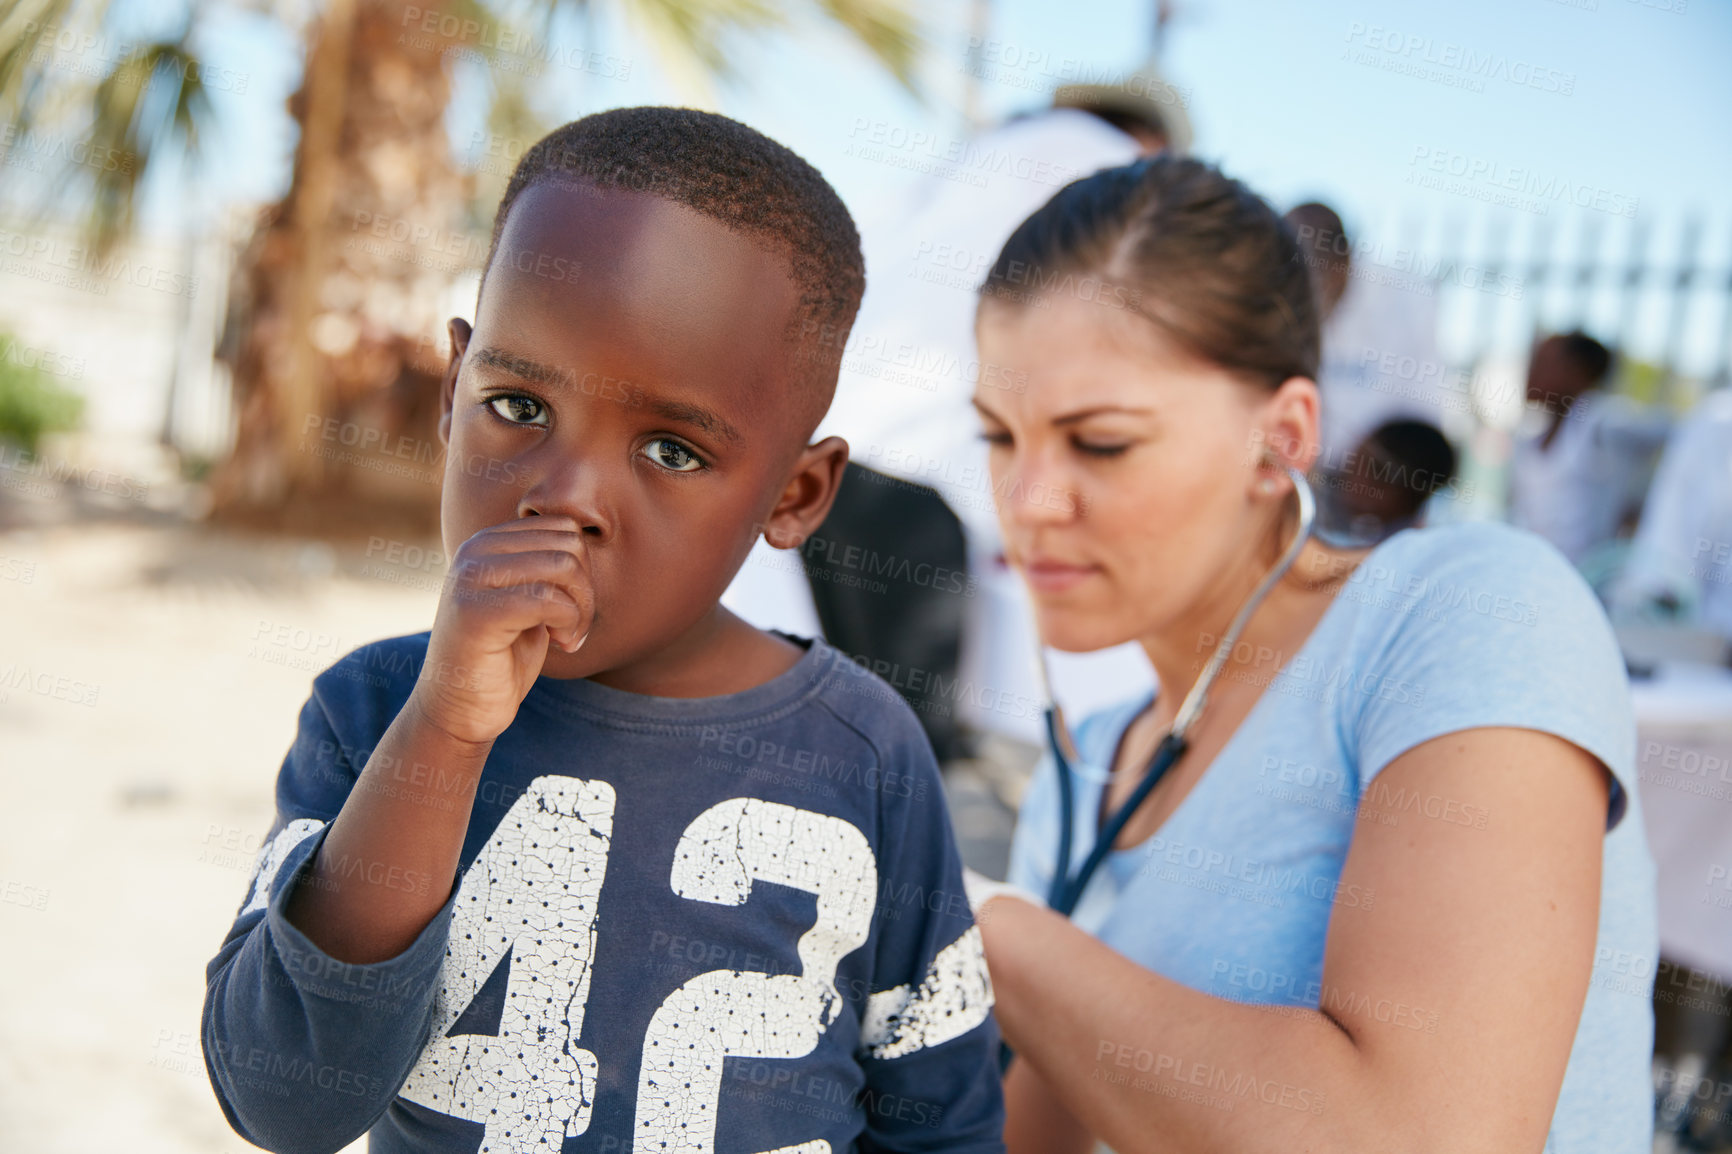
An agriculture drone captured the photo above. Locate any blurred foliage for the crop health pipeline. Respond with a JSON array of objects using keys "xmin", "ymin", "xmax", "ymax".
[
  {"xmin": 0, "ymin": 0, "xmax": 208, "ymax": 256},
  {"xmin": 0, "ymin": 332, "xmax": 84, "ymax": 454},
  {"xmin": 1614, "ymin": 355, "xmax": 1667, "ymax": 407},
  {"xmin": 0, "ymin": 0, "xmax": 925, "ymax": 261}
]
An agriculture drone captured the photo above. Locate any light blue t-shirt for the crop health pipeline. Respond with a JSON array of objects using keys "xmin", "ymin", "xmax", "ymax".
[{"xmin": 1007, "ymin": 521, "xmax": 1657, "ymax": 1153}]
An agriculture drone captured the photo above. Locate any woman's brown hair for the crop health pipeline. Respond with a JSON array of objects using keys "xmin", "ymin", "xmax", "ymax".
[{"xmin": 979, "ymin": 155, "xmax": 1320, "ymax": 389}]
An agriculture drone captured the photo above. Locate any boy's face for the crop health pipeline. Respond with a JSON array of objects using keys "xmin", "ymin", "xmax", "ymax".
[{"xmin": 437, "ymin": 181, "xmax": 842, "ymax": 685}]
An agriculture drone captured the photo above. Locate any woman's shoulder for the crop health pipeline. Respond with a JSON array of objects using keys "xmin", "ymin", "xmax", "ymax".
[
  {"xmin": 1354, "ymin": 520, "xmax": 1608, "ymax": 635},
  {"xmin": 1346, "ymin": 522, "xmax": 1637, "ymax": 822}
]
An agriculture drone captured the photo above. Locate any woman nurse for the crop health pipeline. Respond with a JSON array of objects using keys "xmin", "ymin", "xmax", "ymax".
[{"xmin": 966, "ymin": 155, "xmax": 1656, "ymax": 1152}]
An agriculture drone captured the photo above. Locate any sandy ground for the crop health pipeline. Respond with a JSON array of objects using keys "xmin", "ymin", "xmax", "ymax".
[
  {"xmin": 0, "ymin": 482, "xmax": 441, "ymax": 1151},
  {"xmin": 0, "ymin": 454, "xmax": 1019, "ymax": 1153}
]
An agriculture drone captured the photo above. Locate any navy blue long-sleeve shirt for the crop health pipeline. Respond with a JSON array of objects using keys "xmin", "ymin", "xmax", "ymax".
[{"xmin": 202, "ymin": 632, "xmax": 1004, "ymax": 1154}]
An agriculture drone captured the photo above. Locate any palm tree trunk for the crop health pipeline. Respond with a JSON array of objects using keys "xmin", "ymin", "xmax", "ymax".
[{"xmin": 210, "ymin": 0, "xmax": 469, "ymax": 536}]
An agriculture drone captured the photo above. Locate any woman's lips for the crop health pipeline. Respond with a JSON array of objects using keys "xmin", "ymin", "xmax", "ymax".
[{"xmin": 1021, "ymin": 558, "xmax": 1099, "ymax": 594}]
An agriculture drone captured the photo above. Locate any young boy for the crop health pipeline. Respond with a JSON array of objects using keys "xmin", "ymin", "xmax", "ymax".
[{"xmin": 202, "ymin": 107, "xmax": 1005, "ymax": 1154}]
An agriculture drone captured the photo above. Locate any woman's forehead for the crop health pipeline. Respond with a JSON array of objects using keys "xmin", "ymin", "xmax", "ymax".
[{"xmin": 976, "ymin": 298, "xmax": 1241, "ymax": 417}]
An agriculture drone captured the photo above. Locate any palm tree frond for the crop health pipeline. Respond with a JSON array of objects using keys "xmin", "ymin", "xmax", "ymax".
[
  {"xmin": 78, "ymin": 36, "xmax": 210, "ymax": 254},
  {"xmin": 810, "ymin": 0, "xmax": 921, "ymax": 97}
]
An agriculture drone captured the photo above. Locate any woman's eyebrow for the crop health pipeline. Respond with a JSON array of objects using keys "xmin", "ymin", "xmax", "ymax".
[{"xmin": 1051, "ymin": 405, "xmax": 1153, "ymax": 426}]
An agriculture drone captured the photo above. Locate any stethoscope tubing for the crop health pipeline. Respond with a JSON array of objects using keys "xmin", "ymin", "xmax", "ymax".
[{"xmin": 1039, "ymin": 465, "xmax": 1317, "ymax": 918}]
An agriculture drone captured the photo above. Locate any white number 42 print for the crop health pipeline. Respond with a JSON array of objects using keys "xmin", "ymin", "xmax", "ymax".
[{"xmin": 399, "ymin": 777, "xmax": 876, "ymax": 1154}]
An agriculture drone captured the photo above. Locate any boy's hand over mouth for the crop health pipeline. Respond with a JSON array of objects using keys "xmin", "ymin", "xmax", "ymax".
[{"xmin": 413, "ymin": 514, "xmax": 595, "ymax": 746}]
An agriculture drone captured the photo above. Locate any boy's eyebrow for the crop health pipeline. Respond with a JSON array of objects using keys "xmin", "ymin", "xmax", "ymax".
[
  {"xmin": 643, "ymin": 396, "xmax": 743, "ymax": 445},
  {"xmin": 471, "ymin": 346, "xmax": 567, "ymax": 388},
  {"xmin": 471, "ymin": 345, "xmax": 743, "ymax": 445}
]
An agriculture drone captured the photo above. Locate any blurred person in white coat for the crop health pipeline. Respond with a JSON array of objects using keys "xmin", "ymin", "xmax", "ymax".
[
  {"xmin": 1509, "ymin": 331, "xmax": 1671, "ymax": 568},
  {"xmin": 726, "ymin": 69, "xmax": 1192, "ymax": 749},
  {"xmin": 1613, "ymin": 386, "xmax": 1732, "ymax": 642}
]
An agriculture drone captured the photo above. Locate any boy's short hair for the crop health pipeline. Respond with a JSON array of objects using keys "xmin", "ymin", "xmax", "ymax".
[{"xmin": 481, "ymin": 106, "xmax": 866, "ymax": 401}]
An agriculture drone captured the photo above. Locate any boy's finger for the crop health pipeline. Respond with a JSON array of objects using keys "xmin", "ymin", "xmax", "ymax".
[
  {"xmin": 460, "ymin": 527, "xmax": 591, "ymax": 563},
  {"xmin": 456, "ymin": 584, "xmax": 589, "ymax": 644},
  {"xmin": 453, "ymin": 548, "xmax": 590, "ymax": 593}
]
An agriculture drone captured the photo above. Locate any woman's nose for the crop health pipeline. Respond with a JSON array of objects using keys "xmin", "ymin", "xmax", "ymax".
[
  {"xmin": 1000, "ymin": 447, "xmax": 1081, "ymax": 527},
  {"xmin": 515, "ymin": 452, "xmax": 614, "ymax": 540}
]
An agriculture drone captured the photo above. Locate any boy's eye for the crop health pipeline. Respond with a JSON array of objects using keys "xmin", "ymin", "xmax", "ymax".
[
  {"xmin": 641, "ymin": 438, "xmax": 704, "ymax": 473},
  {"xmin": 487, "ymin": 394, "xmax": 548, "ymax": 427}
]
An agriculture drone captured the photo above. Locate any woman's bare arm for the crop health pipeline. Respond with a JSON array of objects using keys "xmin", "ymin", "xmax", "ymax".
[
  {"xmin": 1003, "ymin": 1054, "xmax": 1096, "ymax": 1154},
  {"xmin": 980, "ymin": 726, "xmax": 1609, "ymax": 1154}
]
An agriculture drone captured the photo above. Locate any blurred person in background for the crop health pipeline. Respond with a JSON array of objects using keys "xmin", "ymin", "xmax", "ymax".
[
  {"xmin": 1509, "ymin": 331, "xmax": 1671, "ymax": 568},
  {"xmin": 965, "ymin": 155, "xmax": 1655, "ymax": 1154},
  {"xmin": 1285, "ymin": 202, "xmax": 1458, "ymax": 546},
  {"xmin": 726, "ymin": 67, "xmax": 1192, "ymax": 758},
  {"xmin": 1316, "ymin": 418, "xmax": 1459, "ymax": 544},
  {"xmin": 1613, "ymin": 386, "xmax": 1732, "ymax": 648}
]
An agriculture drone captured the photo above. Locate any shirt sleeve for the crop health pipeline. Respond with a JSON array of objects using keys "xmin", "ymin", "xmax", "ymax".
[
  {"xmin": 1350, "ymin": 522, "xmax": 1638, "ymax": 830},
  {"xmin": 200, "ymin": 684, "xmax": 458, "ymax": 1154},
  {"xmin": 855, "ymin": 742, "xmax": 1006, "ymax": 1153}
]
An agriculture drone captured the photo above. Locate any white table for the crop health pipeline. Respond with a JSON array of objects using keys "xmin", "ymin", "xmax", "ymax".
[{"xmin": 1631, "ymin": 661, "xmax": 1732, "ymax": 983}]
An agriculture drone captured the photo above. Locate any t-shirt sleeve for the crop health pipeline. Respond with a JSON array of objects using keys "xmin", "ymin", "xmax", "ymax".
[
  {"xmin": 1350, "ymin": 523, "xmax": 1638, "ymax": 829},
  {"xmin": 200, "ymin": 676, "xmax": 458, "ymax": 1154},
  {"xmin": 854, "ymin": 739, "xmax": 1005, "ymax": 1153}
]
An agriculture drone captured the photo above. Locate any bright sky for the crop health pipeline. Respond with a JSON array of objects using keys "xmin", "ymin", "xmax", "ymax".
[{"xmin": 102, "ymin": 0, "xmax": 1732, "ymax": 370}]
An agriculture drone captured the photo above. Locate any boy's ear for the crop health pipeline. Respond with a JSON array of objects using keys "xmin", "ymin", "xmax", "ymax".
[
  {"xmin": 437, "ymin": 317, "xmax": 473, "ymax": 447},
  {"xmin": 760, "ymin": 437, "xmax": 849, "ymax": 550}
]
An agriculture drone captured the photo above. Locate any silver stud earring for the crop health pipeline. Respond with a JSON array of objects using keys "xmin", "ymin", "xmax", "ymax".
[{"xmin": 1259, "ymin": 477, "xmax": 1279, "ymax": 495}]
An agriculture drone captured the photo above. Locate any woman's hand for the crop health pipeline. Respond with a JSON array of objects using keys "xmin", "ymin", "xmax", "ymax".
[{"xmin": 962, "ymin": 867, "xmax": 1039, "ymax": 924}]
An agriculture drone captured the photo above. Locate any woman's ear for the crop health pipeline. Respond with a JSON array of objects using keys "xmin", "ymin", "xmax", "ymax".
[
  {"xmin": 761, "ymin": 437, "xmax": 849, "ymax": 550},
  {"xmin": 1257, "ymin": 376, "xmax": 1323, "ymax": 476},
  {"xmin": 437, "ymin": 318, "xmax": 473, "ymax": 448}
]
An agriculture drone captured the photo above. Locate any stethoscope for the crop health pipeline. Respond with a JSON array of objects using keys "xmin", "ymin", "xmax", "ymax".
[{"xmin": 1037, "ymin": 464, "xmax": 1317, "ymax": 918}]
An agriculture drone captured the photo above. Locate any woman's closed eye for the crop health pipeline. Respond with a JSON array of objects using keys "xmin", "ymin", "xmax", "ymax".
[
  {"xmin": 485, "ymin": 393, "xmax": 549, "ymax": 427},
  {"xmin": 641, "ymin": 437, "xmax": 706, "ymax": 473},
  {"xmin": 1072, "ymin": 437, "xmax": 1134, "ymax": 458},
  {"xmin": 977, "ymin": 429, "xmax": 1135, "ymax": 457}
]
